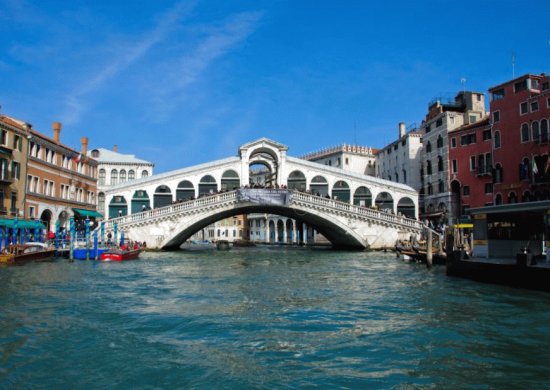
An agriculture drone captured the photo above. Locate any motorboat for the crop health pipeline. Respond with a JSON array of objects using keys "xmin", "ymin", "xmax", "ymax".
[
  {"xmin": 0, "ymin": 242, "xmax": 56, "ymax": 264},
  {"xmin": 99, "ymin": 246, "xmax": 141, "ymax": 262}
]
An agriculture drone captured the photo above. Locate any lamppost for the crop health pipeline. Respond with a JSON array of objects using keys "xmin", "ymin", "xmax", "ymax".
[{"xmin": 22, "ymin": 125, "xmax": 32, "ymax": 221}]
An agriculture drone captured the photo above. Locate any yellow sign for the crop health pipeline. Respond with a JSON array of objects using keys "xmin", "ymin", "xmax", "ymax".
[
  {"xmin": 473, "ymin": 214, "xmax": 486, "ymax": 220},
  {"xmin": 473, "ymin": 239, "xmax": 487, "ymax": 245}
]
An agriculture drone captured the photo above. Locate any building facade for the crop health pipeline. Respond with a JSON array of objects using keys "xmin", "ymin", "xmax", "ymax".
[
  {"xmin": 25, "ymin": 121, "xmax": 99, "ymax": 232},
  {"xmin": 419, "ymin": 91, "xmax": 487, "ymax": 225},
  {"xmin": 488, "ymin": 73, "xmax": 550, "ymax": 204},
  {"xmin": 376, "ymin": 122, "xmax": 423, "ymax": 191},
  {"xmin": 88, "ymin": 146, "xmax": 154, "ymax": 216},
  {"xmin": 299, "ymin": 144, "xmax": 378, "ymax": 176}
]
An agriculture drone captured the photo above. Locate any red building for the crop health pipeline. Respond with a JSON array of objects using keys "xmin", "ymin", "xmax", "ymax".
[
  {"xmin": 448, "ymin": 116, "xmax": 493, "ymax": 215},
  {"xmin": 489, "ymin": 73, "xmax": 550, "ymax": 204}
]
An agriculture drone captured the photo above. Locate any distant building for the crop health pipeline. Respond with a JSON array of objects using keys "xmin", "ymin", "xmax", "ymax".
[
  {"xmin": 419, "ymin": 91, "xmax": 487, "ymax": 225},
  {"xmin": 300, "ymin": 144, "xmax": 378, "ymax": 176},
  {"xmin": 376, "ymin": 122, "xmax": 423, "ymax": 191},
  {"xmin": 88, "ymin": 146, "xmax": 154, "ymax": 217}
]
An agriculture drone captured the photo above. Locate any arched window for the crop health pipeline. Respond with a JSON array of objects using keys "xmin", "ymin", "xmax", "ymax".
[
  {"xmin": 495, "ymin": 193, "xmax": 502, "ymax": 205},
  {"xmin": 426, "ymin": 160, "xmax": 432, "ymax": 175},
  {"xmin": 438, "ymin": 156, "xmax": 443, "ymax": 172},
  {"xmin": 494, "ymin": 130, "xmax": 501, "ymax": 148},
  {"xmin": 494, "ymin": 163, "xmax": 503, "ymax": 183},
  {"xmin": 541, "ymin": 119, "xmax": 549, "ymax": 143},
  {"xmin": 438, "ymin": 180, "xmax": 444, "ymax": 193},
  {"xmin": 111, "ymin": 169, "xmax": 118, "ymax": 185},
  {"xmin": 427, "ymin": 182, "xmax": 433, "ymax": 195},
  {"xmin": 119, "ymin": 169, "xmax": 127, "ymax": 183},
  {"xmin": 395, "ymin": 173, "xmax": 399, "ymax": 182},
  {"xmin": 99, "ymin": 169, "xmax": 106, "ymax": 185},
  {"xmin": 507, "ymin": 192, "xmax": 517, "ymax": 204},
  {"xmin": 98, "ymin": 192, "xmax": 105, "ymax": 214},
  {"xmin": 128, "ymin": 170, "xmax": 135, "ymax": 180},
  {"xmin": 521, "ymin": 123, "xmax": 530, "ymax": 142},
  {"xmin": 532, "ymin": 121, "xmax": 540, "ymax": 141},
  {"xmin": 141, "ymin": 170, "xmax": 149, "ymax": 178},
  {"xmin": 437, "ymin": 135, "xmax": 443, "ymax": 148},
  {"xmin": 426, "ymin": 141, "xmax": 432, "ymax": 153}
]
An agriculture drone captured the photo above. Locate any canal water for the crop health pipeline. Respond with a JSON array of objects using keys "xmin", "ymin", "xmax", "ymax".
[{"xmin": 1, "ymin": 247, "xmax": 550, "ymax": 388}]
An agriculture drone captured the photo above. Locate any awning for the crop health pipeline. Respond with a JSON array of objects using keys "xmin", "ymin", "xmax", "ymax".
[
  {"xmin": 73, "ymin": 208, "xmax": 104, "ymax": 218},
  {"xmin": 0, "ymin": 218, "xmax": 46, "ymax": 229}
]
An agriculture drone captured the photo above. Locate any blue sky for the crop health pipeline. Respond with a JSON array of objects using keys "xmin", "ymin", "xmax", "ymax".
[{"xmin": 1, "ymin": 0, "xmax": 549, "ymax": 173}]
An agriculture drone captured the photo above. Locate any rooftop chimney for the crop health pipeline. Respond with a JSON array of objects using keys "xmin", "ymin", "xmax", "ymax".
[
  {"xmin": 80, "ymin": 137, "xmax": 88, "ymax": 157},
  {"xmin": 398, "ymin": 122, "xmax": 406, "ymax": 138},
  {"xmin": 113, "ymin": 144, "xmax": 118, "ymax": 153},
  {"xmin": 52, "ymin": 122, "xmax": 61, "ymax": 143}
]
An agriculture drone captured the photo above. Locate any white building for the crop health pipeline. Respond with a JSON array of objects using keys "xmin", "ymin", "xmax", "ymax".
[
  {"xmin": 88, "ymin": 146, "xmax": 154, "ymax": 216},
  {"xmin": 419, "ymin": 91, "xmax": 486, "ymax": 225},
  {"xmin": 299, "ymin": 144, "xmax": 378, "ymax": 176},
  {"xmin": 376, "ymin": 122, "xmax": 423, "ymax": 192}
]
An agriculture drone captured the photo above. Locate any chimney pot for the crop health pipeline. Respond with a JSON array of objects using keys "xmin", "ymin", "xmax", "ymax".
[
  {"xmin": 398, "ymin": 122, "xmax": 406, "ymax": 138},
  {"xmin": 52, "ymin": 122, "xmax": 61, "ymax": 143},
  {"xmin": 80, "ymin": 137, "xmax": 89, "ymax": 157},
  {"xmin": 113, "ymin": 144, "xmax": 118, "ymax": 153}
]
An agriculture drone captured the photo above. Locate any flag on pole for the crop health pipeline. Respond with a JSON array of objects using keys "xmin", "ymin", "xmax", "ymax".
[{"xmin": 532, "ymin": 157, "xmax": 538, "ymax": 175}]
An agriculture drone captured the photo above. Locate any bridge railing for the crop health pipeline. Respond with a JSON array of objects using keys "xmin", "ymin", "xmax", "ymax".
[
  {"xmin": 291, "ymin": 191, "xmax": 423, "ymax": 230},
  {"xmin": 102, "ymin": 190, "xmax": 239, "ymax": 231}
]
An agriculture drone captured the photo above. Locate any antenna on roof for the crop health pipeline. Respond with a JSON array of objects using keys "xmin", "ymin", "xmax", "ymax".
[
  {"xmin": 354, "ymin": 121, "xmax": 357, "ymax": 145},
  {"xmin": 460, "ymin": 77, "xmax": 466, "ymax": 93},
  {"xmin": 512, "ymin": 51, "xmax": 516, "ymax": 78}
]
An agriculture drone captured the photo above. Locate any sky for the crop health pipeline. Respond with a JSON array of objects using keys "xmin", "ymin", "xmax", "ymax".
[{"xmin": 1, "ymin": 0, "xmax": 549, "ymax": 173}]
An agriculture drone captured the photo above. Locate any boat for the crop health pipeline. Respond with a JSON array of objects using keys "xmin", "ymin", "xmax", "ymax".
[
  {"xmin": 0, "ymin": 242, "xmax": 56, "ymax": 264},
  {"xmin": 216, "ymin": 240, "xmax": 231, "ymax": 250},
  {"xmin": 99, "ymin": 246, "xmax": 141, "ymax": 262}
]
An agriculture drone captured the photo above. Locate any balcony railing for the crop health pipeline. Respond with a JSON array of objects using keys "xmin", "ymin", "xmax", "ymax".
[{"xmin": 476, "ymin": 165, "xmax": 493, "ymax": 177}]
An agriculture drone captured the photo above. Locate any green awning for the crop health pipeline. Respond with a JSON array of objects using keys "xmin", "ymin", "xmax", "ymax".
[
  {"xmin": 0, "ymin": 219, "xmax": 46, "ymax": 229},
  {"xmin": 73, "ymin": 208, "xmax": 104, "ymax": 218}
]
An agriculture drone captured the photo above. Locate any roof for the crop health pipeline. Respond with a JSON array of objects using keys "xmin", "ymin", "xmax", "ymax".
[
  {"xmin": 488, "ymin": 73, "xmax": 546, "ymax": 92},
  {"xmin": 88, "ymin": 148, "xmax": 154, "ymax": 165},
  {"xmin": 469, "ymin": 200, "xmax": 550, "ymax": 215},
  {"xmin": 450, "ymin": 116, "xmax": 490, "ymax": 133}
]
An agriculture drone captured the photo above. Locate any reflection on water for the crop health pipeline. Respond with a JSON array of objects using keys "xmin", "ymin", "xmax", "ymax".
[{"xmin": 1, "ymin": 247, "xmax": 550, "ymax": 388}]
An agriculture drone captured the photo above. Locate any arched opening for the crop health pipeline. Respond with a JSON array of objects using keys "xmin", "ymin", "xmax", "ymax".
[
  {"xmin": 310, "ymin": 175, "xmax": 328, "ymax": 196},
  {"xmin": 268, "ymin": 220, "xmax": 276, "ymax": 242},
  {"xmin": 109, "ymin": 196, "xmax": 128, "ymax": 218},
  {"xmin": 221, "ymin": 170, "xmax": 240, "ymax": 191},
  {"xmin": 397, "ymin": 197, "xmax": 415, "ymax": 218},
  {"xmin": 331, "ymin": 180, "xmax": 350, "ymax": 202},
  {"xmin": 507, "ymin": 192, "xmax": 517, "ymax": 204},
  {"xmin": 276, "ymin": 219, "xmax": 284, "ymax": 243},
  {"xmin": 287, "ymin": 170, "xmax": 306, "ymax": 192},
  {"xmin": 285, "ymin": 219, "xmax": 294, "ymax": 243},
  {"xmin": 40, "ymin": 209, "xmax": 53, "ymax": 233},
  {"xmin": 131, "ymin": 190, "xmax": 151, "ymax": 213},
  {"xmin": 248, "ymin": 148, "xmax": 279, "ymax": 186},
  {"xmin": 375, "ymin": 192, "xmax": 394, "ymax": 212},
  {"xmin": 522, "ymin": 190, "xmax": 532, "ymax": 202},
  {"xmin": 57, "ymin": 210, "xmax": 69, "ymax": 231},
  {"xmin": 154, "ymin": 185, "xmax": 172, "ymax": 208},
  {"xmin": 353, "ymin": 186, "xmax": 372, "ymax": 207},
  {"xmin": 199, "ymin": 175, "xmax": 217, "ymax": 196},
  {"xmin": 176, "ymin": 180, "xmax": 195, "ymax": 201},
  {"xmin": 495, "ymin": 193, "xmax": 503, "ymax": 205}
]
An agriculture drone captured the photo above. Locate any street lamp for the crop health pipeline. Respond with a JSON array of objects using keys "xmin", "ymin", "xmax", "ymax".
[{"xmin": 22, "ymin": 125, "xmax": 32, "ymax": 221}]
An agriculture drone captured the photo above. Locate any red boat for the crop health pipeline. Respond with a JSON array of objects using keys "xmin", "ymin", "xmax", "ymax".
[{"xmin": 99, "ymin": 247, "xmax": 141, "ymax": 262}]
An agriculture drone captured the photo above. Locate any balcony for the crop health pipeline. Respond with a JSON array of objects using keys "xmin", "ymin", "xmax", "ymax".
[
  {"xmin": 534, "ymin": 135, "xmax": 549, "ymax": 144},
  {"xmin": 476, "ymin": 166, "xmax": 493, "ymax": 177},
  {"xmin": 9, "ymin": 208, "xmax": 19, "ymax": 217},
  {"xmin": 0, "ymin": 174, "xmax": 12, "ymax": 185}
]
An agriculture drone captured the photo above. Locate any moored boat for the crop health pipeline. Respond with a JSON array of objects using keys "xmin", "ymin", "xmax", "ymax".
[
  {"xmin": 0, "ymin": 242, "xmax": 56, "ymax": 264},
  {"xmin": 99, "ymin": 247, "xmax": 141, "ymax": 262}
]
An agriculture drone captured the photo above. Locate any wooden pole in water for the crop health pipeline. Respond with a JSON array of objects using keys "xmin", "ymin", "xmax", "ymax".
[{"xmin": 427, "ymin": 229, "xmax": 433, "ymax": 268}]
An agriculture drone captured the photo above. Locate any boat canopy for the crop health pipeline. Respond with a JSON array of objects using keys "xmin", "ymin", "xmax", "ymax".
[{"xmin": 0, "ymin": 219, "xmax": 46, "ymax": 229}]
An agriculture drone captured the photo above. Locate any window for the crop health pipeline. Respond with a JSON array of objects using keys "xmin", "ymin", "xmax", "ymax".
[
  {"xmin": 11, "ymin": 161, "xmax": 20, "ymax": 180},
  {"xmin": 520, "ymin": 101, "xmax": 528, "ymax": 114},
  {"xmin": 492, "ymin": 88, "xmax": 505, "ymax": 101},
  {"xmin": 403, "ymin": 170, "xmax": 407, "ymax": 183},
  {"xmin": 111, "ymin": 169, "xmax": 118, "ymax": 185},
  {"xmin": 393, "ymin": 144, "xmax": 398, "ymax": 151},
  {"xmin": 492, "ymin": 111, "xmax": 500, "ymax": 123},
  {"xmin": 463, "ymin": 186, "xmax": 470, "ymax": 196},
  {"xmin": 99, "ymin": 169, "xmax": 106, "ymax": 185},
  {"xmin": 425, "ymin": 123, "xmax": 431, "ymax": 133},
  {"xmin": 543, "ymin": 82, "xmax": 549, "ymax": 91},
  {"xmin": 482, "ymin": 129, "xmax": 492, "ymax": 141},
  {"xmin": 452, "ymin": 159, "xmax": 457, "ymax": 173},
  {"xmin": 436, "ymin": 118, "xmax": 443, "ymax": 127},
  {"xmin": 426, "ymin": 160, "xmax": 432, "ymax": 175},
  {"xmin": 521, "ymin": 123, "xmax": 530, "ymax": 142},
  {"xmin": 128, "ymin": 170, "xmax": 135, "ymax": 180},
  {"xmin": 532, "ymin": 121, "xmax": 540, "ymax": 141},
  {"xmin": 13, "ymin": 135, "xmax": 22, "ymax": 151},
  {"xmin": 426, "ymin": 141, "xmax": 432, "ymax": 153},
  {"xmin": 469, "ymin": 115, "xmax": 477, "ymax": 123},
  {"xmin": 494, "ymin": 163, "xmax": 503, "ymax": 183},
  {"xmin": 531, "ymin": 100, "xmax": 539, "ymax": 112},
  {"xmin": 119, "ymin": 170, "xmax": 127, "ymax": 182},
  {"xmin": 438, "ymin": 156, "xmax": 443, "ymax": 172},
  {"xmin": 461, "ymin": 133, "xmax": 476, "ymax": 145},
  {"xmin": 470, "ymin": 156, "xmax": 476, "ymax": 171},
  {"xmin": 427, "ymin": 182, "xmax": 433, "ymax": 195},
  {"xmin": 0, "ymin": 130, "xmax": 6, "ymax": 145},
  {"xmin": 485, "ymin": 183, "xmax": 493, "ymax": 194},
  {"xmin": 547, "ymin": 97, "xmax": 550, "ymax": 108},
  {"xmin": 530, "ymin": 78, "xmax": 540, "ymax": 90},
  {"xmin": 494, "ymin": 131, "xmax": 501, "ymax": 148},
  {"xmin": 515, "ymin": 79, "xmax": 527, "ymax": 93},
  {"xmin": 451, "ymin": 137, "xmax": 456, "ymax": 148},
  {"xmin": 437, "ymin": 135, "xmax": 443, "ymax": 148},
  {"xmin": 345, "ymin": 158, "xmax": 349, "ymax": 165},
  {"xmin": 541, "ymin": 119, "xmax": 549, "ymax": 143},
  {"xmin": 438, "ymin": 180, "xmax": 444, "ymax": 193},
  {"xmin": 141, "ymin": 170, "xmax": 149, "ymax": 178}
]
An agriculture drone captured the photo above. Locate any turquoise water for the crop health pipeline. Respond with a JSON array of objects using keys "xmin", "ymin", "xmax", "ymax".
[{"xmin": 1, "ymin": 247, "xmax": 550, "ymax": 388}]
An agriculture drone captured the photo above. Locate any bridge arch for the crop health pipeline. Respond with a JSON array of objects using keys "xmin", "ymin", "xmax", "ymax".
[
  {"xmin": 199, "ymin": 175, "xmax": 217, "ymax": 196},
  {"xmin": 353, "ymin": 186, "xmax": 372, "ymax": 207},
  {"xmin": 176, "ymin": 180, "xmax": 195, "ymax": 201},
  {"xmin": 131, "ymin": 190, "xmax": 150, "ymax": 214},
  {"xmin": 221, "ymin": 170, "xmax": 240, "ymax": 191},
  {"xmin": 375, "ymin": 191, "xmax": 394, "ymax": 211},
  {"xmin": 154, "ymin": 185, "xmax": 172, "ymax": 208},
  {"xmin": 332, "ymin": 180, "xmax": 350, "ymax": 202},
  {"xmin": 310, "ymin": 175, "xmax": 328, "ymax": 196},
  {"xmin": 109, "ymin": 195, "xmax": 128, "ymax": 218},
  {"xmin": 397, "ymin": 197, "xmax": 415, "ymax": 218},
  {"xmin": 287, "ymin": 170, "xmax": 306, "ymax": 191}
]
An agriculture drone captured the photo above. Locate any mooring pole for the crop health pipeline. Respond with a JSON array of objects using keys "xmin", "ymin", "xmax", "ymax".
[{"xmin": 426, "ymin": 229, "xmax": 433, "ymax": 268}]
